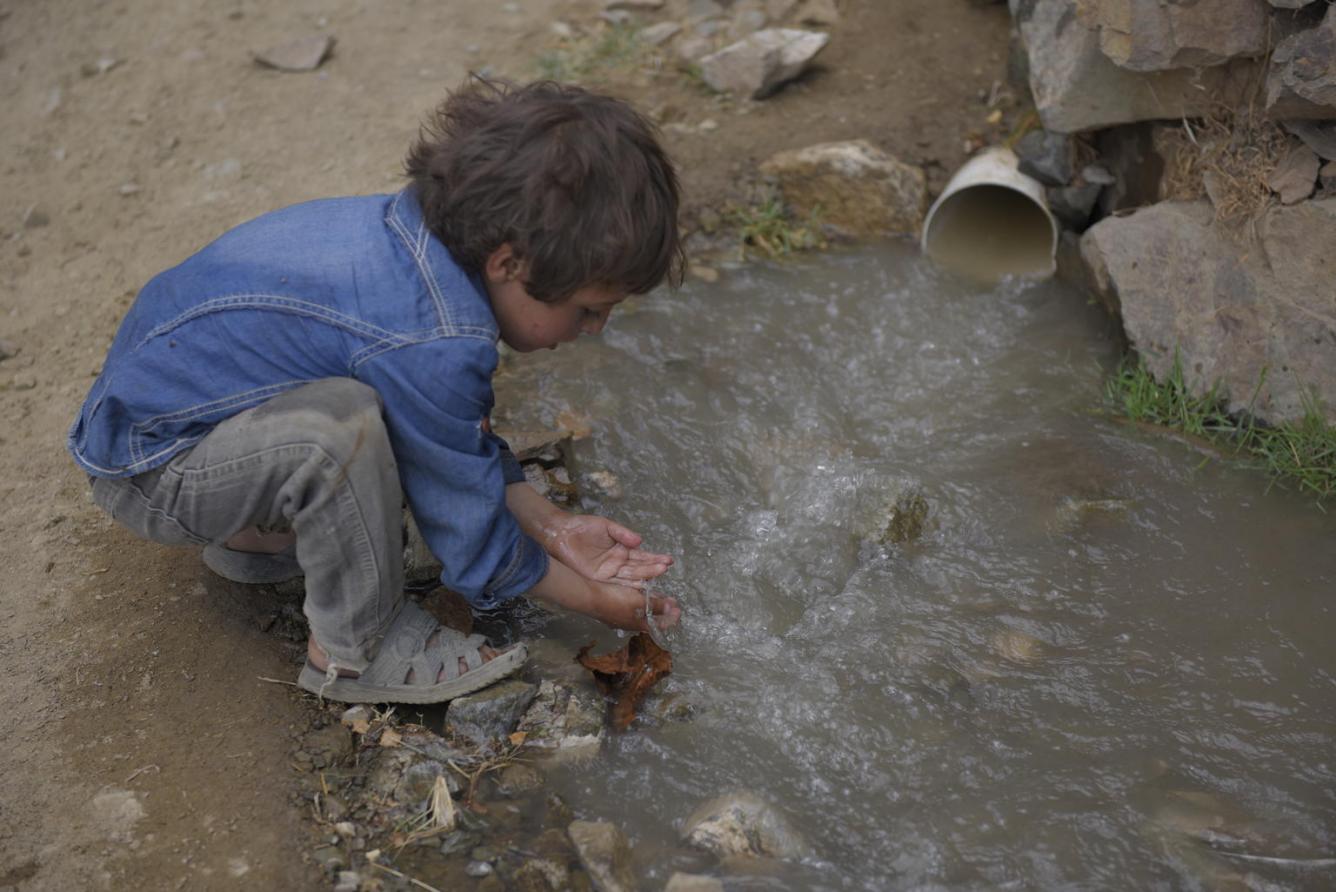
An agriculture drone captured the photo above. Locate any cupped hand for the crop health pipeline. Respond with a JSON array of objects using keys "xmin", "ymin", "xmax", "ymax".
[
  {"xmin": 544, "ymin": 513, "xmax": 673, "ymax": 588},
  {"xmin": 584, "ymin": 580, "xmax": 682, "ymax": 634}
]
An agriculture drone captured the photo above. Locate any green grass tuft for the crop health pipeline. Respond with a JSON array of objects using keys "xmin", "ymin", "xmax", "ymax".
[
  {"xmin": 535, "ymin": 23, "xmax": 647, "ymax": 83},
  {"xmin": 1106, "ymin": 354, "xmax": 1336, "ymax": 502},
  {"xmin": 729, "ymin": 198, "xmax": 826, "ymax": 259}
]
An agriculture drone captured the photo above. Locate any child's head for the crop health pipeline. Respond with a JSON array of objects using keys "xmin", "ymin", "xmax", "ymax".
[{"xmin": 406, "ymin": 77, "xmax": 684, "ymax": 350}]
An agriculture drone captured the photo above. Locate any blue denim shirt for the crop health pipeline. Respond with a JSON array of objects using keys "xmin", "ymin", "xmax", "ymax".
[{"xmin": 68, "ymin": 189, "xmax": 548, "ymax": 608}]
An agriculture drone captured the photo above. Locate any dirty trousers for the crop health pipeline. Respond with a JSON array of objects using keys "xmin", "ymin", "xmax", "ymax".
[{"xmin": 90, "ymin": 378, "xmax": 403, "ymax": 672}]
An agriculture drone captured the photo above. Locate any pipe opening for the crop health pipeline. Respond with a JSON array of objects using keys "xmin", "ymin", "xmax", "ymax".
[{"xmin": 923, "ymin": 184, "xmax": 1057, "ymax": 282}]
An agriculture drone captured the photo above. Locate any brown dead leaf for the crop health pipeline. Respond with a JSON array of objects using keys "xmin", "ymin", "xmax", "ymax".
[
  {"xmin": 508, "ymin": 731, "xmax": 528, "ymax": 747},
  {"xmin": 576, "ymin": 633, "xmax": 673, "ymax": 732},
  {"xmin": 379, "ymin": 728, "xmax": 402, "ymax": 748}
]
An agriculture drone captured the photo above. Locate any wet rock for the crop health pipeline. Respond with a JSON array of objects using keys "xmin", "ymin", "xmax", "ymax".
[
  {"xmin": 665, "ymin": 875, "xmax": 725, "ymax": 892},
  {"xmin": 1266, "ymin": 5, "xmax": 1336, "ymax": 119},
  {"xmin": 1080, "ymin": 199, "xmax": 1336, "ymax": 424},
  {"xmin": 760, "ymin": 140, "xmax": 926, "ymax": 237},
  {"xmin": 439, "ymin": 828, "xmax": 482, "ymax": 855},
  {"xmin": 1268, "ymin": 142, "xmax": 1321, "ymax": 204},
  {"xmin": 496, "ymin": 762, "xmax": 545, "ymax": 795},
  {"xmin": 446, "ymin": 680, "xmax": 538, "ymax": 748},
  {"xmin": 568, "ymin": 821, "xmax": 635, "ymax": 892},
  {"xmin": 517, "ymin": 680, "xmax": 607, "ymax": 758},
  {"xmin": 1012, "ymin": 0, "xmax": 1259, "ymax": 133},
  {"xmin": 1015, "ymin": 129, "xmax": 1074, "ymax": 186},
  {"xmin": 682, "ymin": 791, "xmax": 813, "ymax": 860},
  {"xmin": 253, "ymin": 34, "xmax": 335, "ymax": 72},
  {"xmin": 1080, "ymin": 0, "xmax": 1267, "ymax": 72},
  {"xmin": 880, "ymin": 490, "xmax": 929, "ymax": 545},
  {"xmin": 991, "ymin": 628, "xmax": 1044, "ymax": 664},
  {"xmin": 586, "ymin": 470, "xmax": 623, "ymax": 499},
  {"xmin": 699, "ymin": 28, "xmax": 829, "ymax": 99},
  {"xmin": 466, "ymin": 859, "xmax": 494, "ymax": 877},
  {"xmin": 638, "ymin": 22, "xmax": 682, "ymax": 46}
]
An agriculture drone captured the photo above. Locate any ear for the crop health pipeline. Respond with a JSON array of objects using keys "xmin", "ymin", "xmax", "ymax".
[{"xmin": 483, "ymin": 244, "xmax": 525, "ymax": 284}]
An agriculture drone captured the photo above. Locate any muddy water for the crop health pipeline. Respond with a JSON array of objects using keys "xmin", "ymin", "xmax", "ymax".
[{"xmin": 494, "ymin": 246, "xmax": 1336, "ymax": 890}]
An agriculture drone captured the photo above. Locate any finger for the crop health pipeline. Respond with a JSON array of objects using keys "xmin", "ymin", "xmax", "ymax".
[
  {"xmin": 648, "ymin": 595, "xmax": 682, "ymax": 630},
  {"xmin": 605, "ymin": 521, "xmax": 643, "ymax": 549},
  {"xmin": 626, "ymin": 548, "xmax": 674, "ymax": 566},
  {"xmin": 615, "ymin": 563, "xmax": 667, "ymax": 582}
]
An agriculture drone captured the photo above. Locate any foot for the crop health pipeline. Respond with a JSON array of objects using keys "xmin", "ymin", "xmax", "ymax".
[{"xmin": 307, "ymin": 633, "xmax": 507, "ymax": 684}]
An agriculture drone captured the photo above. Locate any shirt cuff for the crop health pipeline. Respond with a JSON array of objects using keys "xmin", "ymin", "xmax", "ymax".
[
  {"xmin": 497, "ymin": 446, "xmax": 526, "ymax": 486},
  {"xmin": 471, "ymin": 531, "xmax": 550, "ymax": 609}
]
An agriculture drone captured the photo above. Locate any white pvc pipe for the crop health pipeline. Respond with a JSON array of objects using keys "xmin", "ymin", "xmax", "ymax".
[{"xmin": 921, "ymin": 147, "xmax": 1058, "ymax": 282}]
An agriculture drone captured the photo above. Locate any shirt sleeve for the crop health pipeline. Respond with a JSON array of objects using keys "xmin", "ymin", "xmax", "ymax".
[{"xmin": 355, "ymin": 339, "xmax": 548, "ymax": 608}]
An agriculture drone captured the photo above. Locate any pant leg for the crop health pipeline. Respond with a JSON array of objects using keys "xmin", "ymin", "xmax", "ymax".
[{"xmin": 90, "ymin": 377, "xmax": 404, "ymax": 671}]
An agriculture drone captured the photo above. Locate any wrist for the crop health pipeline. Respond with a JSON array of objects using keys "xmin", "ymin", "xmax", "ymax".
[{"xmin": 506, "ymin": 481, "xmax": 566, "ymax": 540}]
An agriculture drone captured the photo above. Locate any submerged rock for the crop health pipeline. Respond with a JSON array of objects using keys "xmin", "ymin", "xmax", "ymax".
[
  {"xmin": 682, "ymin": 791, "xmax": 813, "ymax": 860},
  {"xmin": 760, "ymin": 140, "xmax": 927, "ymax": 237},
  {"xmin": 699, "ymin": 28, "xmax": 829, "ymax": 99},
  {"xmin": 880, "ymin": 490, "xmax": 930, "ymax": 545},
  {"xmin": 665, "ymin": 874, "xmax": 725, "ymax": 892},
  {"xmin": 568, "ymin": 820, "xmax": 636, "ymax": 892},
  {"xmin": 517, "ymin": 679, "xmax": 607, "ymax": 759}
]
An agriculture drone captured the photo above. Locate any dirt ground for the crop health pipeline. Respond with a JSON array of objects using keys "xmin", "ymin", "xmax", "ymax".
[{"xmin": 0, "ymin": 1, "xmax": 1010, "ymax": 888}]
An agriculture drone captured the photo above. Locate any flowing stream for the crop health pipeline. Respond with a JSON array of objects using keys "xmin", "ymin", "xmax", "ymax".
[{"xmin": 492, "ymin": 246, "xmax": 1336, "ymax": 890}]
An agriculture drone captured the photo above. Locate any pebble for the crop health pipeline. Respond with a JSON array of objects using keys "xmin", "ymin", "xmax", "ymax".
[
  {"xmin": 118, "ymin": 183, "xmax": 141, "ymax": 196},
  {"xmin": 310, "ymin": 845, "xmax": 344, "ymax": 871},
  {"xmin": 465, "ymin": 860, "xmax": 494, "ymax": 877},
  {"xmin": 0, "ymin": 338, "xmax": 17, "ymax": 362},
  {"xmin": 22, "ymin": 204, "xmax": 50, "ymax": 229},
  {"xmin": 333, "ymin": 870, "xmax": 360, "ymax": 892}
]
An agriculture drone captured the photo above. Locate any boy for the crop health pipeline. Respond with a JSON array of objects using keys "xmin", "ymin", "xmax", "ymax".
[{"xmin": 68, "ymin": 78, "xmax": 683, "ymax": 704}]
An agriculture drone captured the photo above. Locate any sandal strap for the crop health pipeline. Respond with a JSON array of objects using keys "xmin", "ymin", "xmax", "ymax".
[{"xmin": 359, "ymin": 601, "xmax": 488, "ymax": 688}]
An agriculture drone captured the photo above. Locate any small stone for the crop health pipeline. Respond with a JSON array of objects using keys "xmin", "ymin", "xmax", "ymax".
[
  {"xmin": 698, "ymin": 118, "xmax": 719, "ymax": 132},
  {"xmin": 793, "ymin": 0, "xmax": 840, "ymax": 26},
  {"xmin": 1283, "ymin": 121, "xmax": 1336, "ymax": 163},
  {"xmin": 682, "ymin": 791, "xmax": 812, "ymax": 860},
  {"xmin": 688, "ymin": 264, "xmax": 720, "ymax": 283},
  {"xmin": 253, "ymin": 34, "xmax": 335, "ymax": 72},
  {"xmin": 1081, "ymin": 163, "xmax": 1117, "ymax": 187},
  {"xmin": 699, "ymin": 28, "xmax": 829, "ymax": 99},
  {"xmin": 550, "ymin": 21, "xmax": 576, "ymax": 39},
  {"xmin": 586, "ymin": 470, "xmax": 623, "ymax": 499},
  {"xmin": 665, "ymin": 874, "xmax": 725, "ymax": 892},
  {"xmin": 465, "ymin": 860, "xmax": 494, "ymax": 878},
  {"xmin": 118, "ymin": 182, "xmax": 141, "ymax": 196},
  {"xmin": 445, "ymin": 680, "xmax": 538, "ymax": 748},
  {"xmin": 310, "ymin": 845, "xmax": 344, "ymax": 871},
  {"xmin": 1320, "ymin": 160, "xmax": 1336, "ymax": 194},
  {"xmin": 41, "ymin": 86, "xmax": 62, "ymax": 116},
  {"xmin": 80, "ymin": 56, "xmax": 121, "ymax": 77},
  {"xmin": 638, "ymin": 21, "xmax": 682, "ymax": 46},
  {"xmin": 333, "ymin": 870, "xmax": 360, "ymax": 892},
  {"xmin": 1015, "ymin": 129, "xmax": 1074, "ymax": 187},
  {"xmin": 21, "ymin": 204, "xmax": 50, "ymax": 229},
  {"xmin": 339, "ymin": 705, "xmax": 370, "ymax": 732},
  {"xmin": 333, "ymin": 821, "xmax": 356, "ymax": 838},
  {"xmin": 568, "ymin": 821, "xmax": 636, "ymax": 892},
  {"xmin": 0, "ymin": 339, "xmax": 17, "ymax": 361},
  {"xmin": 1268, "ymin": 143, "xmax": 1321, "ymax": 205},
  {"xmin": 439, "ymin": 829, "xmax": 481, "ymax": 856}
]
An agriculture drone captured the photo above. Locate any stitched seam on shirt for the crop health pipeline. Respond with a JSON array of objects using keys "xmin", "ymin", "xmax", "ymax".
[
  {"xmin": 136, "ymin": 295, "xmax": 406, "ymax": 349},
  {"xmin": 385, "ymin": 193, "xmax": 452, "ymax": 332},
  {"xmin": 349, "ymin": 329, "xmax": 497, "ymax": 371},
  {"xmin": 128, "ymin": 382, "xmax": 306, "ymax": 464}
]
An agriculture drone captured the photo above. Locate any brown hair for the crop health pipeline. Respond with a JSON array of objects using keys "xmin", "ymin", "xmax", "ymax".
[{"xmin": 405, "ymin": 77, "xmax": 685, "ymax": 303}]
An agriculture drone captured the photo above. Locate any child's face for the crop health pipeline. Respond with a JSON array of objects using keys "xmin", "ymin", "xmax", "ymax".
[{"xmin": 484, "ymin": 246, "xmax": 626, "ymax": 352}]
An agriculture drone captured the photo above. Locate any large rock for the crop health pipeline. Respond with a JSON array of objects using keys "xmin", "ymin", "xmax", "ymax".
[
  {"xmin": 1011, "ymin": 0, "xmax": 1260, "ymax": 133},
  {"xmin": 681, "ymin": 791, "xmax": 813, "ymax": 860},
  {"xmin": 567, "ymin": 821, "xmax": 635, "ymax": 892},
  {"xmin": 1080, "ymin": 200, "xmax": 1336, "ymax": 424},
  {"xmin": 445, "ymin": 680, "xmax": 538, "ymax": 748},
  {"xmin": 1080, "ymin": 0, "xmax": 1268, "ymax": 72},
  {"xmin": 1266, "ymin": 5, "xmax": 1336, "ymax": 119},
  {"xmin": 699, "ymin": 28, "xmax": 829, "ymax": 99},
  {"xmin": 759, "ymin": 140, "xmax": 927, "ymax": 237}
]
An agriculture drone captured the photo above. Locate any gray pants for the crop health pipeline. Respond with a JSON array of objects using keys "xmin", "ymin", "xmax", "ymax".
[{"xmin": 90, "ymin": 378, "xmax": 403, "ymax": 672}]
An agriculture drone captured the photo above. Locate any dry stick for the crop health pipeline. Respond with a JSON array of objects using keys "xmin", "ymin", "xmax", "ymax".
[
  {"xmin": 368, "ymin": 859, "xmax": 443, "ymax": 892},
  {"xmin": 256, "ymin": 675, "xmax": 301, "ymax": 687}
]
